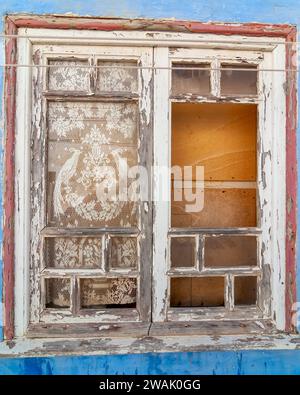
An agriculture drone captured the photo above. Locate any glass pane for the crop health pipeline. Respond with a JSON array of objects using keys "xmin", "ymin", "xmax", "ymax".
[
  {"xmin": 110, "ymin": 237, "xmax": 138, "ymax": 269},
  {"xmin": 97, "ymin": 61, "xmax": 138, "ymax": 92},
  {"xmin": 172, "ymin": 188, "xmax": 256, "ymax": 228},
  {"xmin": 172, "ymin": 63, "xmax": 210, "ymax": 95},
  {"xmin": 48, "ymin": 59, "xmax": 89, "ymax": 91},
  {"xmin": 45, "ymin": 237, "xmax": 102, "ymax": 269},
  {"xmin": 170, "ymin": 237, "xmax": 196, "ymax": 268},
  {"xmin": 45, "ymin": 278, "xmax": 70, "ymax": 308},
  {"xmin": 221, "ymin": 65, "xmax": 257, "ymax": 96},
  {"xmin": 47, "ymin": 101, "xmax": 138, "ymax": 228},
  {"xmin": 172, "ymin": 103, "xmax": 257, "ymax": 181},
  {"xmin": 170, "ymin": 277, "xmax": 224, "ymax": 307},
  {"xmin": 80, "ymin": 278, "xmax": 137, "ymax": 308},
  {"xmin": 205, "ymin": 236, "xmax": 257, "ymax": 267},
  {"xmin": 234, "ymin": 276, "xmax": 257, "ymax": 305}
]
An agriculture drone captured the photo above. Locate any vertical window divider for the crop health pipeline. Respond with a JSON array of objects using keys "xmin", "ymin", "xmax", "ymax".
[
  {"xmin": 71, "ymin": 275, "xmax": 80, "ymax": 315},
  {"xmin": 197, "ymin": 234, "xmax": 204, "ymax": 272},
  {"xmin": 89, "ymin": 55, "xmax": 96, "ymax": 94},
  {"xmin": 103, "ymin": 234, "xmax": 110, "ymax": 273},
  {"xmin": 211, "ymin": 58, "xmax": 221, "ymax": 97},
  {"xmin": 225, "ymin": 274, "xmax": 235, "ymax": 311}
]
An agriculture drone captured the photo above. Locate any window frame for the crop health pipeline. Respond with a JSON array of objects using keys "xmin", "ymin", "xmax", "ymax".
[
  {"xmin": 3, "ymin": 16, "xmax": 297, "ymax": 341},
  {"xmin": 27, "ymin": 44, "xmax": 153, "ymax": 334},
  {"xmin": 152, "ymin": 46, "xmax": 278, "ymax": 325}
]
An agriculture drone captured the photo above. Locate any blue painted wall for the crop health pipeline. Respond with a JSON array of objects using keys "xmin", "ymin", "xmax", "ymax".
[
  {"xmin": 0, "ymin": 0, "xmax": 300, "ymax": 374},
  {"xmin": 0, "ymin": 350, "xmax": 300, "ymax": 375}
]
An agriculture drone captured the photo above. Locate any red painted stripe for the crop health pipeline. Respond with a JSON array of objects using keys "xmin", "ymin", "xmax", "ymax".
[
  {"xmin": 285, "ymin": 27, "xmax": 298, "ymax": 332},
  {"xmin": 11, "ymin": 15, "xmax": 294, "ymax": 37}
]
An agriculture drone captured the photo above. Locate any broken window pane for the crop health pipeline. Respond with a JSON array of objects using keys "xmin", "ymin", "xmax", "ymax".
[
  {"xmin": 170, "ymin": 277, "xmax": 224, "ymax": 307},
  {"xmin": 97, "ymin": 61, "xmax": 138, "ymax": 93},
  {"xmin": 80, "ymin": 278, "xmax": 137, "ymax": 308},
  {"xmin": 45, "ymin": 278, "xmax": 70, "ymax": 308},
  {"xmin": 172, "ymin": 63, "xmax": 210, "ymax": 95},
  {"xmin": 110, "ymin": 237, "xmax": 138, "ymax": 269},
  {"xmin": 234, "ymin": 276, "xmax": 257, "ymax": 305},
  {"xmin": 172, "ymin": 103, "xmax": 257, "ymax": 181},
  {"xmin": 205, "ymin": 236, "xmax": 257, "ymax": 267},
  {"xmin": 48, "ymin": 59, "xmax": 90, "ymax": 91},
  {"xmin": 45, "ymin": 237, "xmax": 102, "ymax": 269},
  {"xmin": 171, "ymin": 102, "xmax": 257, "ymax": 228},
  {"xmin": 47, "ymin": 101, "xmax": 139, "ymax": 228},
  {"xmin": 170, "ymin": 237, "xmax": 196, "ymax": 268},
  {"xmin": 221, "ymin": 64, "xmax": 257, "ymax": 96},
  {"xmin": 172, "ymin": 188, "xmax": 256, "ymax": 228}
]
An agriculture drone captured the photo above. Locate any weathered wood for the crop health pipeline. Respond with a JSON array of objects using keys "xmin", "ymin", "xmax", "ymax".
[
  {"xmin": 44, "ymin": 92, "xmax": 139, "ymax": 101},
  {"xmin": 3, "ymin": 17, "xmax": 17, "ymax": 340},
  {"xmin": 27, "ymin": 322, "xmax": 150, "ymax": 338},
  {"xmin": 170, "ymin": 227, "xmax": 262, "ymax": 235},
  {"xmin": 168, "ymin": 267, "xmax": 260, "ymax": 276},
  {"xmin": 9, "ymin": 14, "xmax": 295, "ymax": 38},
  {"xmin": 41, "ymin": 227, "xmax": 139, "ymax": 236},
  {"xmin": 285, "ymin": 27, "xmax": 297, "ymax": 332},
  {"xmin": 167, "ymin": 306, "xmax": 264, "ymax": 321},
  {"xmin": 41, "ymin": 269, "xmax": 139, "ymax": 277},
  {"xmin": 40, "ymin": 308, "xmax": 140, "ymax": 324},
  {"xmin": 150, "ymin": 319, "xmax": 275, "ymax": 336}
]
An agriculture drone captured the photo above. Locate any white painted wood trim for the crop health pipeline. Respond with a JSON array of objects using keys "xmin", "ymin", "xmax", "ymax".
[
  {"xmin": 20, "ymin": 28, "xmax": 283, "ymax": 51},
  {"xmin": 14, "ymin": 37, "xmax": 32, "ymax": 337},
  {"xmin": 152, "ymin": 47, "xmax": 170, "ymax": 322},
  {"xmin": 271, "ymin": 43, "xmax": 286, "ymax": 330}
]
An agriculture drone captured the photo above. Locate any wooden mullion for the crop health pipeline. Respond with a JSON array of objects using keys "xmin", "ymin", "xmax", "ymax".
[
  {"xmin": 137, "ymin": 48, "xmax": 153, "ymax": 323},
  {"xmin": 211, "ymin": 58, "xmax": 220, "ymax": 97},
  {"xmin": 88, "ymin": 55, "xmax": 96, "ymax": 93},
  {"xmin": 198, "ymin": 235, "xmax": 204, "ymax": 271},
  {"xmin": 43, "ymin": 91, "xmax": 139, "ymax": 101},
  {"xmin": 170, "ymin": 95, "xmax": 260, "ymax": 104},
  {"xmin": 41, "ymin": 269, "xmax": 139, "ymax": 277},
  {"xmin": 41, "ymin": 227, "xmax": 139, "ymax": 236},
  {"xmin": 225, "ymin": 274, "xmax": 234, "ymax": 311},
  {"xmin": 168, "ymin": 267, "xmax": 261, "ymax": 276},
  {"xmin": 170, "ymin": 227, "xmax": 262, "ymax": 235},
  {"xmin": 71, "ymin": 276, "xmax": 80, "ymax": 315}
]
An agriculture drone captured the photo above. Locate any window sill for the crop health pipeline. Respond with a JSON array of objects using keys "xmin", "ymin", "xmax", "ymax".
[{"xmin": 1, "ymin": 322, "xmax": 299, "ymax": 358}]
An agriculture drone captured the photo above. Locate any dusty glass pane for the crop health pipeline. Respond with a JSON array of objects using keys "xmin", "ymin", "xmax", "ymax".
[
  {"xmin": 170, "ymin": 237, "xmax": 196, "ymax": 268},
  {"xmin": 221, "ymin": 64, "xmax": 257, "ymax": 96},
  {"xmin": 234, "ymin": 276, "xmax": 257, "ymax": 305},
  {"xmin": 172, "ymin": 188, "xmax": 256, "ymax": 228},
  {"xmin": 110, "ymin": 237, "xmax": 137, "ymax": 269},
  {"xmin": 172, "ymin": 63, "xmax": 210, "ymax": 95},
  {"xmin": 170, "ymin": 277, "xmax": 224, "ymax": 307},
  {"xmin": 47, "ymin": 101, "xmax": 138, "ymax": 228},
  {"xmin": 45, "ymin": 237, "xmax": 102, "ymax": 269},
  {"xmin": 48, "ymin": 59, "xmax": 89, "ymax": 91},
  {"xmin": 205, "ymin": 236, "xmax": 257, "ymax": 267},
  {"xmin": 45, "ymin": 278, "xmax": 70, "ymax": 308},
  {"xmin": 80, "ymin": 278, "xmax": 137, "ymax": 308},
  {"xmin": 97, "ymin": 61, "xmax": 138, "ymax": 92}
]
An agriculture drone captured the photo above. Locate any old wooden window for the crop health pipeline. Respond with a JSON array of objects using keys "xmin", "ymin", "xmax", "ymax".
[
  {"xmin": 152, "ymin": 45, "xmax": 285, "ymax": 331},
  {"xmin": 14, "ymin": 29, "xmax": 286, "ymax": 338},
  {"xmin": 25, "ymin": 44, "xmax": 153, "ymax": 335}
]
